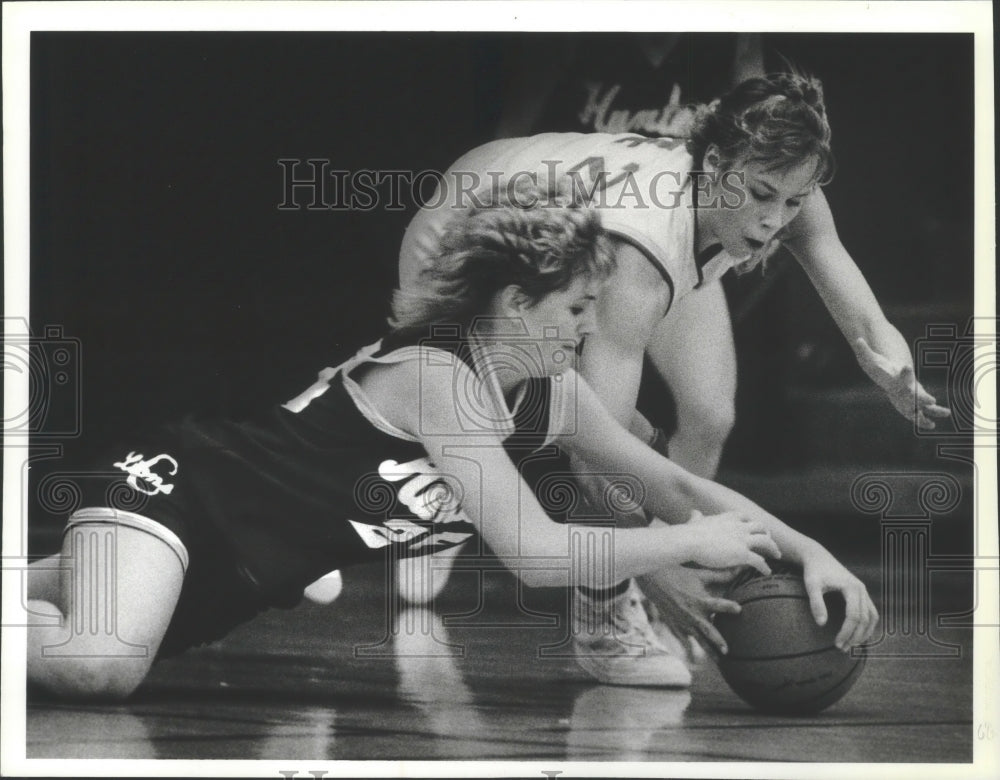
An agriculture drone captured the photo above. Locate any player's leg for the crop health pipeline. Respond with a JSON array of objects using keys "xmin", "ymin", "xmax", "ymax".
[
  {"xmin": 570, "ymin": 243, "xmax": 690, "ymax": 686},
  {"xmin": 394, "ymin": 542, "xmax": 466, "ymax": 605},
  {"xmin": 646, "ymin": 279, "xmax": 736, "ymax": 479},
  {"xmin": 639, "ymin": 280, "xmax": 736, "ymax": 662},
  {"xmin": 27, "ymin": 509, "xmax": 186, "ymax": 700}
]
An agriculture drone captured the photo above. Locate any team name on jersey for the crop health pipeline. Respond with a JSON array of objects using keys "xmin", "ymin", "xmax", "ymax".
[
  {"xmin": 578, "ymin": 81, "xmax": 697, "ymax": 136},
  {"xmin": 349, "ymin": 457, "xmax": 474, "ymax": 551}
]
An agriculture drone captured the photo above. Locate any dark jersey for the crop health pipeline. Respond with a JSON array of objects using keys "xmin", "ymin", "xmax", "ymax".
[{"xmin": 88, "ymin": 332, "xmax": 560, "ymax": 654}]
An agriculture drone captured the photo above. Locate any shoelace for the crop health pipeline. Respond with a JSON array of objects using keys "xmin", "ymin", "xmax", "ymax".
[{"xmin": 612, "ymin": 596, "xmax": 661, "ymax": 645}]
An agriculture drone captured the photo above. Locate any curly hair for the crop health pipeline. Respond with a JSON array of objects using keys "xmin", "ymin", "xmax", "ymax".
[
  {"xmin": 389, "ymin": 182, "xmax": 614, "ymax": 336},
  {"xmin": 687, "ymin": 71, "xmax": 835, "ymax": 186}
]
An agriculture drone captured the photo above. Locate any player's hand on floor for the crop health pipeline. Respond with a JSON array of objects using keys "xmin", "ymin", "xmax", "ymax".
[
  {"xmin": 801, "ymin": 547, "xmax": 879, "ymax": 651},
  {"xmin": 683, "ymin": 510, "xmax": 781, "ymax": 575},
  {"xmin": 637, "ymin": 566, "xmax": 742, "ymax": 657},
  {"xmin": 853, "ymin": 337, "xmax": 952, "ymax": 430}
]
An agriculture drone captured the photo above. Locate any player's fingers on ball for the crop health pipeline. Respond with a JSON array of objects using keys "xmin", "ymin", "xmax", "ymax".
[
  {"xmin": 745, "ymin": 552, "xmax": 771, "ymax": 576},
  {"xmin": 862, "ymin": 608, "xmax": 878, "ymax": 644},
  {"xmin": 845, "ymin": 611, "xmax": 865, "ymax": 649},
  {"xmin": 697, "ymin": 620, "xmax": 728, "ymax": 655},
  {"xmin": 840, "ymin": 590, "xmax": 866, "ymax": 649},
  {"xmin": 707, "ymin": 597, "xmax": 741, "ymax": 615},
  {"xmin": 836, "ymin": 612, "xmax": 860, "ymax": 651},
  {"xmin": 865, "ymin": 600, "xmax": 880, "ymax": 640},
  {"xmin": 750, "ymin": 533, "xmax": 781, "ymax": 560},
  {"xmin": 805, "ymin": 581, "xmax": 828, "ymax": 626},
  {"xmin": 926, "ymin": 403, "xmax": 952, "ymax": 418},
  {"xmin": 700, "ymin": 567, "xmax": 737, "ymax": 585},
  {"xmin": 869, "ymin": 598, "xmax": 881, "ymax": 626}
]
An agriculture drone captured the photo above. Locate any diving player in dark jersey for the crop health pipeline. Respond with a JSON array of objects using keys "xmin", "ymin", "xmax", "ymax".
[{"xmin": 26, "ymin": 184, "xmax": 876, "ymax": 701}]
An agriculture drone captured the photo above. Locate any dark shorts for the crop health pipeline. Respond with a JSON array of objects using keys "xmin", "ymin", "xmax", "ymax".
[{"xmin": 65, "ymin": 439, "xmax": 273, "ymax": 660}]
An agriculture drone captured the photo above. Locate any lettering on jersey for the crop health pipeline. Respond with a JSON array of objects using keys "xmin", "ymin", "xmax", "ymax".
[
  {"xmin": 378, "ymin": 457, "xmax": 465, "ymax": 522},
  {"xmin": 348, "ymin": 518, "xmax": 429, "ymax": 549},
  {"xmin": 578, "ymin": 82, "xmax": 697, "ymax": 137},
  {"xmin": 113, "ymin": 451, "xmax": 178, "ymax": 496},
  {"xmin": 616, "ymin": 135, "xmax": 686, "ymax": 151},
  {"xmin": 348, "ymin": 457, "xmax": 474, "ymax": 552},
  {"xmin": 565, "ymin": 156, "xmax": 641, "ymax": 207},
  {"xmin": 406, "ymin": 529, "xmax": 474, "ymax": 552}
]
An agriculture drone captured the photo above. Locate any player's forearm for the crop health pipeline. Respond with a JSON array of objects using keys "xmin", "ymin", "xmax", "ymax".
[
  {"xmin": 746, "ymin": 513, "xmax": 828, "ymax": 567},
  {"xmin": 511, "ymin": 521, "xmax": 703, "ymax": 589},
  {"xmin": 856, "ymin": 316, "xmax": 914, "ymax": 368},
  {"xmin": 635, "ymin": 454, "xmax": 832, "ymax": 567}
]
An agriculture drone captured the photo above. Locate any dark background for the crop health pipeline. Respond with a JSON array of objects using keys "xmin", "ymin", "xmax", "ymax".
[{"xmin": 27, "ymin": 33, "xmax": 975, "ymax": 545}]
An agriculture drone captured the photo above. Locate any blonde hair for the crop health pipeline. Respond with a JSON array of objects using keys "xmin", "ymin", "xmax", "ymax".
[{"xmin": 390, "ymin": 182, "xmax": 613, "ymax": 336}]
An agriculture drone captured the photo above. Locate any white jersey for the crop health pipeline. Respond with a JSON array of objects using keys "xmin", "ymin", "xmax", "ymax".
[{"xmin": 400, "ymin": 132, "xmax": 742, "ymax": 310}]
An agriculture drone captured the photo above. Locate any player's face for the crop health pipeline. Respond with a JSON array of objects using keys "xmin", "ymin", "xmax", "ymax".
[
  {"xmin": 710, "ymin": 154, "xmax": 819, "ymax": 264},
  {"xmin": 513, "ymin": 276, "xmax": 599, "ymax": 377}
]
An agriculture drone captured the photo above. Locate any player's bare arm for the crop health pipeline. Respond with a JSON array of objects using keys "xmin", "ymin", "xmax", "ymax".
[
  {"xmin": 557, "ymin": 373, "xmax": 879, "ymax": 648},
  {"xmin": 785, "ymin": 189, "xmax": 951, "ymax": 429},
  {"xmin": 578, "ymin": 239, "xmax": 673, "ymax": 427},
  {"xmin": 366, "ymin": 355, "xmax": 778, "ymax": 587}
]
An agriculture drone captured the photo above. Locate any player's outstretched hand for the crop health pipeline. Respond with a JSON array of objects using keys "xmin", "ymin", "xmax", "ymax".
[
  {"xmin": 637, "ymin": 566, "xmax": 743, "ymax": 657},
  {"xmin": 801, "ymin": 546, "xmax": 879, "ymax": 651},
  {"xmin": 853, "ymin": 337, "xmax": 952, "ymax": 430},
  {"xmin": 683, "ymin": 510, "xmax": 781, "ymax": 575}
]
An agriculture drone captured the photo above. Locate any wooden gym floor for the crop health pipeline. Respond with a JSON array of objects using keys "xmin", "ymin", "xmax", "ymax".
[{"xmin": 22, "ymin": 523, "xmax": 978, "ymax": 771}]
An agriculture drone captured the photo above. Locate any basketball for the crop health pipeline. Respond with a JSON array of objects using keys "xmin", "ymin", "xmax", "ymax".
[{"xmin": 714, "ymin": 572, "xmax": 867, "ymax": 715}]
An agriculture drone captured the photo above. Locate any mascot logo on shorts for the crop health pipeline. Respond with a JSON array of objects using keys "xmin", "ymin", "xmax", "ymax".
[{"xmin": 113, "ymin": 451, "xmax": 179, "ymax": 496}]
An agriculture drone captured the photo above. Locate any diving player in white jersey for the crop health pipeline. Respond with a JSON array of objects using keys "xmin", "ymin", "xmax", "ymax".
[{"xmin": 396, "ymin": 72, "xmax": 948, "ymax": 686}]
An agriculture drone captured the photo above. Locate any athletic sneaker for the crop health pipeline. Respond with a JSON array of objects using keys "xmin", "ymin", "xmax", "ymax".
[{"xmin": 572, "ymin": 580, "xmax": 692, "ymax": 687}]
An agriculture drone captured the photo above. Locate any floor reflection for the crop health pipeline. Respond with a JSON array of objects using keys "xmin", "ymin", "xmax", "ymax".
[
  {"xmin": 28, "ymin": 706, "xmax": 156, "ymax": 759},
  {"xmin": 567, "ymin": 685, "xmax": 691, "ymax": 760},
  {"xmin": 255, "ymin": 706, "xmax": 338, "ymax": 759},
  {"xmin": 393, "ymin": 606, "xmax": 494, "ymax": 758}
]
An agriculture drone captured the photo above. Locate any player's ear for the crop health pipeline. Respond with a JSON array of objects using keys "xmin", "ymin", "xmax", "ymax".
[
  {"xmin": 703, "ymin": 144, "xmax": 722, "ymax": 173},
  {"xmin": 498, "ymin": 284, "xmax": 532, "ymax": 315}
]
